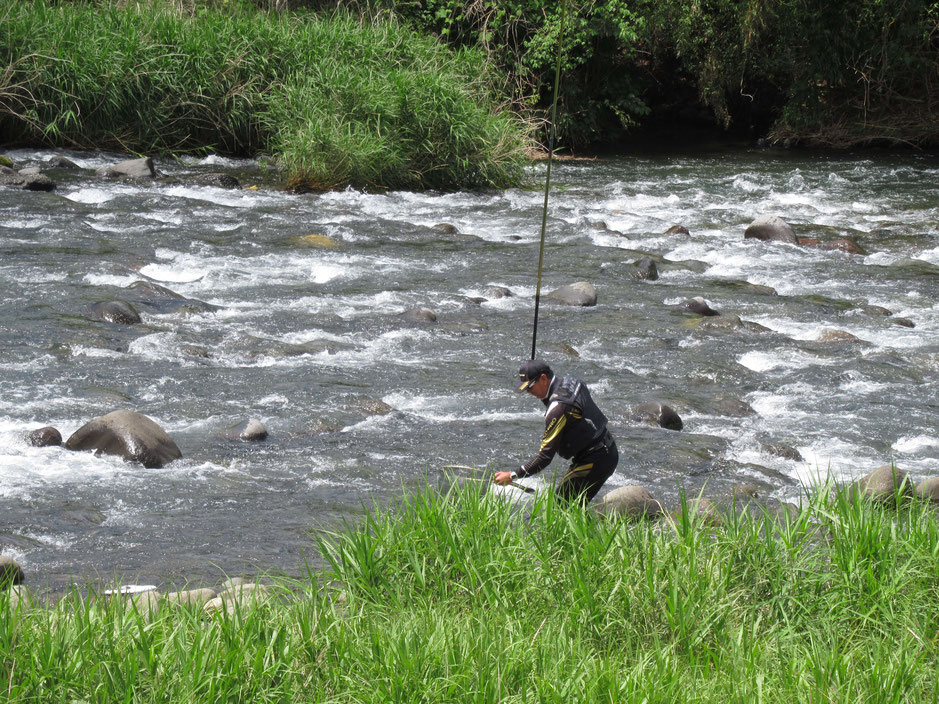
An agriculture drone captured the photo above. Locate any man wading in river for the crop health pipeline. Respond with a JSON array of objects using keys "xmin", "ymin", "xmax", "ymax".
[{"xmin": 494, "ymin": 360, "xmax": 618, "ymax": 503}]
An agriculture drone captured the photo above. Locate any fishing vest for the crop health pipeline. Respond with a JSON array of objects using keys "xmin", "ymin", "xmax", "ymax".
[{"xmin": 544, "ymin": 376, "xmax": 610, "ymax": 460}]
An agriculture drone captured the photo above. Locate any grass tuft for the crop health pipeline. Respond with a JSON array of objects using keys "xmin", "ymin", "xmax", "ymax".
[
  {"xmin": 2, "ymin": 480, "xmax": 938, "ymax": 702},
  {"xmin": 0, "ymin": 1, "xmax": 530, "ymax": 190}
]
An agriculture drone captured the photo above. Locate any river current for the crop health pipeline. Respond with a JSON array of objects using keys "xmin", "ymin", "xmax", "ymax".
[{"xmin": 1, "ymin": 147, "xmax": 938, "ymax": 591}]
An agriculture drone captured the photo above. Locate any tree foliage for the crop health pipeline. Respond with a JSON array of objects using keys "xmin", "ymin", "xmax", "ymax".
[{"xmin": 304, "ymin": 0, "xmax": 939, "ymax": 148}]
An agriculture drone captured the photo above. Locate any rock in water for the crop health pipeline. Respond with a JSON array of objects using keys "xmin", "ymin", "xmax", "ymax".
[
  {"xmin": 236, "ymin": 418, "xmax": 268, "ymax": 442},
  {"xmin": 632, "ymin": 402, "xmax": 683, "ymax": 431},
  {"xmin": 90, "ymin": 301, "xmax": 141, "ymax": 325},
  {"xmin": 96, "ymin": 157, "xmax": 155, "ymax": 179},
  {"xmin": 682, "ymin": 297, "xmax": 720, "ymax": 316},
  {"xmin": 26, "ymin": 426, "xmax": 62, "ymax": 447},
  {"xmin": 66, "ymin": 410, "xmax": 182, "ymax": 468},
  {"xmin": 744, "ymin": 215, "xmax": 798, "ymax": 244},
  {"xmin": 632, "ymin": 257, "xmax": 659, "ymax": 281},
  {"xmin": 545, "ymin": 281, "xmax": 598, "ymax": 306}
]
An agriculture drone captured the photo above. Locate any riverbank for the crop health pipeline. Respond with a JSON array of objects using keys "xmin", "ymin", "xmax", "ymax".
[
  {"xmin": 2, "ymin": 481, "xmax": 938, "ymax": 702},
  {"xmin": 0, "ymin": 1, "xmax": 529, "ymax": 191}
]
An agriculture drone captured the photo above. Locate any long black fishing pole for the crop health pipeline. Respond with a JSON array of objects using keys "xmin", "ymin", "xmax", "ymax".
[{"xmin": 530, "ymin": 0, "xmax": 569, "ymax": 360}]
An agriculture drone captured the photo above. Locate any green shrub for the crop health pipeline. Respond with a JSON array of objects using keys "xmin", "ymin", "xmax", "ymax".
[{"xmin": 0, "ymin": 0, "xmax": 530, "ymax": 189}]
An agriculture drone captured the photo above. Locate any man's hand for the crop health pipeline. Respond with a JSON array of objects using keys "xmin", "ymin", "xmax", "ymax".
[{"xmin": 493, "ymin": 471, "xmax": 514, "ymax": 486}]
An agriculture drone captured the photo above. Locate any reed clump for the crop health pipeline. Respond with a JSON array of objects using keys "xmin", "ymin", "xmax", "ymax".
[
  {"xmin": 0, "ymin": 0, "xmax": 529, "ymax": 190},
  {"xmin": 2, "ymin": 481, "xmax": 938, "ymax": 702}
]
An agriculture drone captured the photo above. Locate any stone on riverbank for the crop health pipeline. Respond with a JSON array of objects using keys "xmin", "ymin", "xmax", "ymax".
[
  {"xmin": 671, "ymin": 497, "xmax": 723, "ymax": 528},
  {"xmin": 1, "ymin": 556, "xmax": 25, "ymax": 588},
  {"xmin": 631, "ymin": 402, "xmax": 683, "ymax": 431},
  {"xmin": 600, "ymin": 486, "xmax": 663, "ymax": 520},
  {"xmin": 164, "ymin": 588, "xmax": 218, "ymax": 608},
  {"xmin": 65, "ymin": 410, "xmax": 182, "ymax": 468},
  {"xmin": 205, "ymin": 582, "xmax": 271, "ymax": 616},
  {"xmin": 27, "ymin": 426, "xmax": 62, "ymax": 447},
  {"xmin": 915, "ymin": 477, "xmax": 939, "ymax": 503},
  {"xmin": 127, "ymin": 590, "xmax": 162, "ymax": 620},
  {"xmin": 745, "ymin": 215, "xmax": 798, "ymax": 244},
  {"xmin": 546, "ymin": 281, "xmax": 597, "ymax": 306},
  {"xmin": 9, "ymin": 584, "xmax": 28, "ymax": 610},
  {"xmin": 849, "ymin": 465, "xmax": 913, "ymax": 504}
]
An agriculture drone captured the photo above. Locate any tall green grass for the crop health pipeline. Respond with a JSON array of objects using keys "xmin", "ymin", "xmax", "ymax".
[
  {"xmin": 2, "ymin": 481, "xmax": 938, "ymax": 702},
  {"xmin": 0, "ymin": 0, "xmax": 529, "ymax": 190}
]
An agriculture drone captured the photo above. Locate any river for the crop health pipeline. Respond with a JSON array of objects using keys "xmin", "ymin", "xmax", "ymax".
[{"xmin": 1, "ymin": 147, "xmax": 937, "ymax": 591}]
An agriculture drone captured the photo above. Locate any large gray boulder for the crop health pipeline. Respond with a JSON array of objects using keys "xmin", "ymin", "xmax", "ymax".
[
  {"xmin": 848, "ymin": 465, "xmax": 912, "ymax": 504},
  {"xmin": 546, "ymin": 281, "xmax": 597, "ymax": 307},
  {"xmin": 96, "ymin": 157, "xmax": 155, "ymax": 179},
  {"xmin": 744, "ymin": 215, "xmax": 798, "ymax": 244},
  {"xmin": 601, "ymin": 486, "xmax": 663, "ymax": 520},
  {"xmin": 65, "ymin": 410, "xmax": 182, "ymax": 468}
]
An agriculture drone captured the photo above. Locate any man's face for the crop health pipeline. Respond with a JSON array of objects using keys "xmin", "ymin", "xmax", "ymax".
[{"xmin": 526, "ymin": 374, "xmax": 550, "ymax": 399}]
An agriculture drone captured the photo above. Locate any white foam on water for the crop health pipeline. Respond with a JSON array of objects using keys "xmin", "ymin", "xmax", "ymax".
[
  {"xmin": 278, "ymin": 329, "xmax": 350, "ymax": 345},
  {"xmin": 138, "ymin": 261, "xmax": 207, "ymax": 283},
  {"xmin": 82, "ymin": 272, "xmax": 138, "ymax": 287},
  {"xmin": 197, "ymin": 155, "xmax": 243, "ymax": 167},
  {"xmin": 893, "ymin": 435, "xmax": 939, "ymax": 454},
  {"xmin": 796, "ymin": 440, "xmax": 884, "ymax": 485},
  {"xmin": 162, "ymin": 185, "xmax": 282, "ymax": 209},
  {"xmin": 382, "ymin": 391, "xmax": 533, "ymax": 423},
  {"xmin": 747, "ymin": 316, "xmax": 839, "ymax": 341},
  {"xmin": 737, "ymin": 350, "xmax": 833, "ymax": 373},
  {"xmin": 1, "ymin": 218, "xmax": 47, "ymax": 230},
  {"xmin": 62, "ymin": 187, "xmax": 124, "ymax": 205},
  {"xmin": 309, "ymin": 261, "xmax": 347, "ymax": 284},
  {"xmin": 10, "ymin": 269, "xmax": 66, "ymax": 285},
  {"xmin": 70, "ymin": 345, "xmax": 125, "ymax": 359},
  {"xmin": 746, "ymin": 388, "xmax": 815, "ymax": 421},
  {"xmin": 127, "ymin": 332, "xmax": 177, "ymax": 361},
  {"xmin": 141, "ymin": 211, "xmax": 184, "ymax": 225}
]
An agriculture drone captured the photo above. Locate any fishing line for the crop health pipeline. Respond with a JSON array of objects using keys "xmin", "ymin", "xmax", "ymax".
[{"xmin": 530, "ymin": 0, "xmax": 569, "ymax": 360}]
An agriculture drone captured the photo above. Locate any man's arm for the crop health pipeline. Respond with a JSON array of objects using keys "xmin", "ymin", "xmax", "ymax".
[{"xmin": 516, "ymin": 401, "xmax": 569, "ymax": 478}]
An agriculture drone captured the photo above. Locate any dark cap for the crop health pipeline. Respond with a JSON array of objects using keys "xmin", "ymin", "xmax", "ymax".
[{"xmin": 516, "ymin": 359, "xmax": 552, "ymax": 392}]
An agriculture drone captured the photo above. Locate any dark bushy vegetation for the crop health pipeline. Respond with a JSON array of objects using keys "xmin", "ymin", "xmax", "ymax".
[{"xmin": 296, "ymin": 0, "xmax": 939, "ymax": 150}]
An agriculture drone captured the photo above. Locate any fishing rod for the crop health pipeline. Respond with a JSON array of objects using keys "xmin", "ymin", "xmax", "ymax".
[
  {"xmin": 530, "ymin": 0, "xmax": 569, "ymax": 361},
  {"xmin": 440, "ymin": 465, "xmax": 535, "ymax": 494}
]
